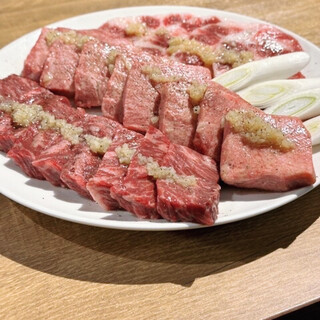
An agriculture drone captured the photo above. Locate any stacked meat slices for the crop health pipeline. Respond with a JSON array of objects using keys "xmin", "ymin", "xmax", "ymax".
[
  {"xmin": 194, "ymin": 81, "xmax": 316, "ymax": 191},
  {"xmin": 0, "ymin": 75, "xmax": 120, "ymax": 198},
  {"xmin": 0, "ymin": 74, "xmax": 220, "ymax": 225}
]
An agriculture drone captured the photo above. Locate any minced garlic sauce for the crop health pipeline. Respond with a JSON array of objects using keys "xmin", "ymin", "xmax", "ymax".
[
  {"xmin": 0, "ymin": 100, "xmax": 111, "ymax": 154},
  {"xmin": 105, "ymin": 49, "xmax": 119, "ymax": 74},
  {"xmin": 187, "ymin": 81, "xmax": 207, "ymax": 106},
  {"xmin": 141, "ymin": 65, "xmax": 181, "ymax": 83},
  {"xmin": 155, "ymin": 27, "xmax": 170, "ymax": 37},
  {"xmin": 115, "ymin": 143, "xmax": 137, "ymax": 165},
  {"xmin": 84, "ymin": 135, "xmax": 112, "ymax": 154},
  {"xmin": 167, "ymin": 37, "xmax": 215, "ymax": 66},
  {"xmin": 125, "ymin": 22, "xmax": 147, "ymax": 37},
  {"xmin": 167, "ymin": 37, "xmax": 253, "ymax": 67},
  {"xmin": 225, "ymin": 110, "xmax": 295, "ymax": 151},
  {"xmin": 138, "ymin": 154, "xmax": 197, "ymax": 188},
  {"xmin": 214, "ymin": 48, "xmax": 253, "ymax": 68},
  {"xmin": 46, "ymin": 30, "xmax": 93, "ymax": 50}
]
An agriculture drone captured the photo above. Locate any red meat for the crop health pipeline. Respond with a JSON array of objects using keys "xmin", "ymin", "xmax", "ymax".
[
  {"xmin": 21, "ymin": 28, "xmax": 51, "ymax": 81},
  {"xmin": 193, "ymin": 81, "xmax": 257, "ymax": 162},
  {"xmin": 220, "ymin": 113, "xmax": 316, "ymax": 191},
  {"xmin": 32, "ymin": 138, "xmax": 74, "ymax": 187},
  {"xmin": 157, "ymin": 143, "xmax": 220, "ymax": 225},
  {"xmin": 110, "ymin": 126, "xmax": 170, "ymax": 219},
  {"xmin": 74, "ymin": 40, "xmax": 111, "ymax": 108},
  {"xmin": 87, "ymin": 127, "xmax": 143, "ymax": 210},
  {"xmin": 7, "ymin": 127, "xmax": 62, "ymax": 180},
  {"xmin": 60, "ymin": 144, "xmax": 101, "ymax": 198},
  {"xmin": 40, "ymin": 40, "xmax": 79, "ymax": 97},
  {"xmin": 101, "ymin": 55, "xmax": 129, "ymax": 122},
  {"xmin": 158, "ymin": 81, "xmax": 196, "ymax": 147}
]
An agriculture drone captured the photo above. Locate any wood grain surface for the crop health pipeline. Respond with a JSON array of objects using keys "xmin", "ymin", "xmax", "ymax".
[{"xmin": 1, "ymin": 1, "xmax": 319, "ymax": 319}]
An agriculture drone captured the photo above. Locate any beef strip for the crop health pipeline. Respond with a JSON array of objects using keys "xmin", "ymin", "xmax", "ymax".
[
  {"xmin": 220, "ymin": 113, "xmax": 316, "ymax": 191},
  {"xmin": 40, "ymin": 40, "xmax": 79, "ymax": 97},
  {"xmin": 7, "ymin": 127, "xmax": 63, "ymax": 180},
  {"xmin": 157, "ymin": 143, "xmax": 220, "ymax": 225},
  {"xmin": 158, "ymin": 81, "xmax": 196, "ymax": 147},
  {"xmin": 74, "ymin": 40, "xmax": 111, "ymax": 108},
  {"xmin": 32, "ymin": 138, "xmax": 75, "ymax": 187},
  {"xmin": 60, "ymin": 144, "xmax": 101, "ymax": 198},
  {"xmin": 193, "ymin": 81, "xmax": 257, "ymax": 162},
  {"xmin": 21, "ymin": 28, "xmax": 51, "ymax": 82},
  {"xmin": 122, "ymin": 62, "xmax": 160, "ymax": 133},
  {"xmin": 87, "ymin": 127, "xmax": 143, "ymax": 210},
  {"xmin": 101, "ymin": 55, "xmax": 129, "ymax": 122},
  {"xmin": 0, "ymin": 74, "xmax": 41, "ymax": 102},
  {"xmin": 110, "ymin": 126, "xmax": 170, "ymax": 219},
  {"xmin": 122, "ymin": 58, "xmax": 211, "ymax": 133}
]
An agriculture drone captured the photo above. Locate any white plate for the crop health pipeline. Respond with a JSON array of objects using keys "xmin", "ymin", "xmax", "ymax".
[{"xmin": 0, "ymin": 6, "xmax": 319, "ymax": 231}]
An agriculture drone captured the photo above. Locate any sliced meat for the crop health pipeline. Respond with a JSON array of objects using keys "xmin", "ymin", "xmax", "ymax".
[
  {"xmin": 79, "ymin": 28, "xmax": 132, "ymax": 46},
  {"xmin": 101, "ymin": 45, "xmax": 156, "ymax": 123},
  {"xmin": 158, "ymin": 81, "xmax": 196, "ymax": 147},
  {"xmin": 110, "ymin": 126, "xmax": 170, "ymax": 219},
  {"xmin": 82, "ymin": 113, "xmax": 121, "ymax": 139},
  {"xmin": 0, "ymin": 111, "xmax": 27, "ymax": 153},
  {"xmin": 40, "ymin": 40, "xmax": 79, "ymax": 97},
  {"xmin": 155, "ymin": 59, "xmax": 211, "ymax": 82},
  {"xmin": 60, "ymin": 144, "xmax": 101, "ymax": 198},
  {"xmin": 0, "ymin": 112, "xmax": 15, "ymax": 152},
  {"xmin": 193, "ymin": 81, "xmax": 257, "ymax": 162},
  {"xmin": 23, "ymin": 87, "xmax": 85, "ymax": 126},
  {"xmin": 59, "ymin": 114, "xmax": 123, "ymax": 199},
  {"xmin": 122, "ymin": 62, "xmax": 160, "ymax": 132},
  {"xmin": 7, "ymin": 127, "xmax": 62, "ymax": 180},
  {"xmin": 101, "ymin": 55, "xmax": 129, "ymax": 122},
  {"xmin": 21, "ymin": 28, "xmax": 51, "ymax": 81},
  {"xmin": 0, "ymin": 74, "xmax": 41, "ymax": 102},
  {"xmin": 87, "ymin": 127, "xmax": 143, "ymax": 210},
  {"xmin": 32, "ymin": 138, "xmax": 74, "ymax": 187},
  {"xmin": 157, "ymin": 143, "xmax": 220, "ymax": 225},
  {"xmin": 190, "ymin": 22, "xmax": 241, "ymax": 46},
  {"xmin": 252, "ymin": 25, "xmax": 303, "ymax": 58},
  {"xmin": 74, "ymin": 40, "xmax": 111, "ymax": 108},
  {"xmin": 122, "ymin": 59, "xmax": 211, "ymax": 133},
  {"xmin": 0, "ymin": 75, "xmax": 82, "ymax": 125},
  {"xmin": 220, "ymin": 113, "xmax": 316, "ymax": 191}
]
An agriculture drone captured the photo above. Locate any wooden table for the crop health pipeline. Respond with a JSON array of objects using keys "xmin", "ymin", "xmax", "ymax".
[{"xmin": 1, "ymin": 1, "xmax": 319, "ymax": 319}]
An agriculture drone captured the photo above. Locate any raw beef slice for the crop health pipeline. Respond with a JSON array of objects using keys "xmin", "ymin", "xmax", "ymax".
[
  {"xmin": 158, "ymin": 81, "xmax": 196, "ymax": 147},
  {"xmin": 7, "ymin": 127, "xmax": 62, "ymax": 180},
  {"xmin": 40, "ymin": 40, "xmax": 79, "ymax": 97},
  {"xmin": 193, "ymin": 81, "xmax": 257, "ymax": 162},
  {"xmin": 110, "ymin": 126, "xmax": 170, "ymax": 219},
  {"xmin": 157, "ymin": 143, "xmax": 220, "ymax": 225},
  {"xmin": 60, "ymin": 144, "xmax": 101, "ymax": 198},
  {"xmin": 87, "ymin": 127, "xmax": 143, "ymax": 210},
  {"xmin": 74, "ymin": 40, "xmax": 111, "ymax": 108},
  {"xmin": 21, "ymin": 28, "xmax": 51, "ymax": 82},
  {"xmin": 220, "ymin": 113, "xmax": 316, "ymax": 191}
]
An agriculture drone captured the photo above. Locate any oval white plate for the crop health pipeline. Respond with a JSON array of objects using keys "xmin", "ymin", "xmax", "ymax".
[{"xmin": 0, "ymin": 6, "xmax": 319, "ymax": 231}]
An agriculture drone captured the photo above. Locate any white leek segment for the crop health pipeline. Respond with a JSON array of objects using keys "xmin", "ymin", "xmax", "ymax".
[
  {"xmin": 213, "ymin": 52, "xmax": 310, "ymax": 91},
  {"xmin": 264, "ymin": 88, "xmax": 320, "ymax": 120},
  {"xmin": 304, "ymin": 116, "xmax": 320, "ymax": 145},
  {"xmin": 237, "ymin": 78, "xmax": 320, "ymax": 108}
]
